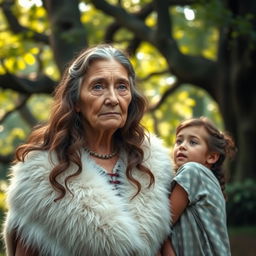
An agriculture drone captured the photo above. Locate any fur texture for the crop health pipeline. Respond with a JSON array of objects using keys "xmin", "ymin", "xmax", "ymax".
[{"xmin": 3, "ymin": 135, "xmax": 173, "ymax": 256}]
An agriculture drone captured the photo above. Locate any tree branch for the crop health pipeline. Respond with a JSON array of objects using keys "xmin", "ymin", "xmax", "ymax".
[
  {"xmin": 92, "ymin": 0, "xmax": 218, "ymax": 98},
  {"xmin": 126, "ymin": 37, "xmax": 142, "ymax": 55},
  {"xmin": 0, "ymin": 154, "xmax": 13, "ymax": 164},
  {"xmin": 0, "ymin": 73, "xmax": 56, "ymax": 94},
  {"xmin": 104, "ymin": 2, "xmax": 157, "ymax": 54},
  {"xmin": 137, "ymin": 69, "xmax": 170, "ymax": 82},
  {"xmin": 0, "ymin": 94, "xmax": 29, "ymax": 124},
  {"xmin": 91, "ymin": 0, "xmax": 155, "ymax": 44},
  {"xmin": 44, "ymin": 0, "xmax": 88, "ymax": 72},
  {"xmin": 1, "ymin": 0, "xmax": 49, "ymax": 44},
  {"xmin": 147, "ymin": 80, "xmax": 181, "ymax": 112},
  {"xmin": 106, "ymin": 1, "xmax": 154, "ymax": 39},
  {"xmin": 104, "ymin": 0, "xmax": 196, "ymax": 41},
  {"xmin": 154, "ymin": 0, "xmax": 172, "ymax": 39},
  {"xmin": 19, "ymin": 104, "xmax": 38, "ymax": 128}
]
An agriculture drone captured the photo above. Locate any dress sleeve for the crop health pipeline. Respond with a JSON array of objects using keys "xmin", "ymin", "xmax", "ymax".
[{"xmin": 171, "ymin": 162, "xmax": 206, "ymax": 205}]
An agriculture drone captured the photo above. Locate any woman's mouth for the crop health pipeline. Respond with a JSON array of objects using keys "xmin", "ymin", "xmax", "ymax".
[{"xmin": 100, "ymin": 112, "xmax": 120, "ymax": 116}]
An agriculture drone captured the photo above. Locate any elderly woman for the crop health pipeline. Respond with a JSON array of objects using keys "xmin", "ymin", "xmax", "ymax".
[{"xmin": 3, "ymin": 44, "xmax": 172, "ymax": 256}]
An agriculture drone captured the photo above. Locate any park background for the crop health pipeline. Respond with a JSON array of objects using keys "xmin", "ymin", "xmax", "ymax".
[{"xmin": 0, "ymin": 0, "xmax": 256, "ymax": 255}]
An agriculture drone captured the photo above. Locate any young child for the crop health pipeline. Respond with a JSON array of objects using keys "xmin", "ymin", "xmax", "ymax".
[{"xmin": 162, "ymin": 117, "xmax": 236, "ymax": 256}]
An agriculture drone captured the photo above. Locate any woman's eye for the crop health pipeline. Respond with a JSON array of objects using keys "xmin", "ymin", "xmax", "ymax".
[
  {"xmin": 92, "ymin": 83, "xmax": 104, "ymax": 90},
  {"xmin": 116, "ymin": 83, "xmax": 130, "ymax": 95},
  {"xmin": 117, "ymin": 83, "xmax": 128, "ymax": 91}
]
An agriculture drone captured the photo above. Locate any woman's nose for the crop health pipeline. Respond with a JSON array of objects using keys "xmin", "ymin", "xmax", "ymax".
[{"xmin": 105, "ymin": 87, "xmax": 118, "ymax": 106}]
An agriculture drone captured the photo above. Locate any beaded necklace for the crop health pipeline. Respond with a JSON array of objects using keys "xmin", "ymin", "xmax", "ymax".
[{"xmin": 84, "ymin": 147, "xmax": 118, "ymax": 159}]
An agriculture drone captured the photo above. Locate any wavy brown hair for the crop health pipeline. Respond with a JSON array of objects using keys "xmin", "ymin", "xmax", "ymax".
[
  {"xmin": 175, "ymin": 117, "xmax": 237, "ymax": 197},
  {"xmin": 15, "ymin": 44, "xmax": 154, "ymax": 200}
]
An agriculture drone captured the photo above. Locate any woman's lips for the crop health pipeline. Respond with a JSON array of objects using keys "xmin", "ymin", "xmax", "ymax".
[{"xmin": 100, "ymin": 112, "xmax": 120, "ymax": 116}]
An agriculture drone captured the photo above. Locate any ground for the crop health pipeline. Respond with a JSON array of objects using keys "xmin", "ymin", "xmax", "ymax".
[{"xmin": 229, "ymin": 227, "xmax": 256, "ymax": 256}]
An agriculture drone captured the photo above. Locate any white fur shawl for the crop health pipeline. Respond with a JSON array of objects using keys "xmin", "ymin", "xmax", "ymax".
[{"xmin": 3, "ymin": 135, "xmax": 173, "ymax": 256}]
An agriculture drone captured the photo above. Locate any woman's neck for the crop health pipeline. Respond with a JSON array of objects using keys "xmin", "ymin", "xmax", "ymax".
[{"xmin": 84, "ymin": 130, "xmax": 116, "ymax": 155}]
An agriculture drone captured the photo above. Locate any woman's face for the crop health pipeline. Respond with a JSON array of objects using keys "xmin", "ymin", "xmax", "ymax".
[{"xmin": 76, "ymin": 59, "xmax": 132, "ymax": 134}]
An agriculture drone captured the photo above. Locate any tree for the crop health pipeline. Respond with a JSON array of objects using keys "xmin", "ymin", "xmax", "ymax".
[{"xmin": 0, "ymin": 0, "xmax": 255, "ymax": 181}]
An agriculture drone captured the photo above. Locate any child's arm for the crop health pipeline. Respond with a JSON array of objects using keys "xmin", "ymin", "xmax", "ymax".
[
  {"xmin": 158, "ymin": 183, "xmax": 188, "ymax": 255},
  {"xmin": 15, "ymin": 237, "xmax": 38, "ymax": 256},
  {"xmin": 170, "ymin": 183, "xmax": 189, "ymax": 224},
  {"xmin": 161, "ymin": 239, "xmax": 176, "ymax": 256}
]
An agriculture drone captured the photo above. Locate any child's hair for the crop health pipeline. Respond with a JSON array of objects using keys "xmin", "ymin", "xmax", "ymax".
[{"xmin": 175, "ymin": 116, "xmax": 237, "ymax": 197}]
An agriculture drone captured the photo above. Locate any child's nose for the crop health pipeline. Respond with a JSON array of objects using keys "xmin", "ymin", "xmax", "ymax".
[{"xmin": 179, "ymin": 142, "xmax": 187, "ymax": 149}]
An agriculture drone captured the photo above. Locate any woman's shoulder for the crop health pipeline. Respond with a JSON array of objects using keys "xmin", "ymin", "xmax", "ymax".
[
  {"xmin": 6, "ymin": 150, "xmax": 57, "ymax": 209},
  {"xmin": 142, "ymin": 133, "xmax": 173, "ymax": 179},
  {"xmin": 10, "ymin": 150, "xmax": 54, "ymax": 177},
  {"xmin": 143, "ymin": 133, "xmax": 170, "ymax": 157}
]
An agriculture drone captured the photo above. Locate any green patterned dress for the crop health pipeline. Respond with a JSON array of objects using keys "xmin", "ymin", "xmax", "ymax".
[{"xmin": 170, "ymin": 162, "xmax": 231, "ymax": 256}]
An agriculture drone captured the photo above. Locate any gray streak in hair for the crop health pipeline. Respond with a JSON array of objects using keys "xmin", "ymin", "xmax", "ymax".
[{"xmin": 68, "ymin": 45, "xmax": 137, "ymax": 102}]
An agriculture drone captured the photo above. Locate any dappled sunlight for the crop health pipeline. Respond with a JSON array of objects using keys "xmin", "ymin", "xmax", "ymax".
[
  {"xmin": 19, "ymin": 0, "xmax": 42, "ymax": 8},
  {"xmin": 1, "ymin": 0, "xmax": 255, "ymax": 254},
  {"xmin": 28, "ymin": 95, "xmax": 53, "ymax": 121},
  {"xmin": 0, "ymin": 127, "xmax": 27, "ymax": 155},
  {"xmin": 184, "ymin": 7, "xmax": 195, "ymax": 21},
  {"xmin": 79, "ymin": 2, "xmax": 91, "ymax": 12}
]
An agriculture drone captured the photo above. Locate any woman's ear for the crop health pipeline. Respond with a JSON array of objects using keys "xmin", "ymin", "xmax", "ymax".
[{"xmin": 206, "ymin": 152, "xmax": 220, "ymax": 165}]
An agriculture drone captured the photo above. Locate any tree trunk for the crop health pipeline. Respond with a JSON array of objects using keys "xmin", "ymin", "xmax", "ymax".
[
  {"xmin": 44, "ymin": 0, "xmax": 88, "ymax": 73},
  {"xmin": 217, "ymin": 0, "xmax": 256, "ymax": 181}
]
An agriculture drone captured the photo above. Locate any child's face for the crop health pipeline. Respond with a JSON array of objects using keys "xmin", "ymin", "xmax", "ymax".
[{"xmin": 173, "ymin": 125, "xmax": 213, "ymax": 169}]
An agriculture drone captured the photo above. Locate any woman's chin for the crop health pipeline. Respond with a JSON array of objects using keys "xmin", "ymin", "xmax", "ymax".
[{"xmin": 99, "ymin": 121, "xmax": 124, "ymax": 131}]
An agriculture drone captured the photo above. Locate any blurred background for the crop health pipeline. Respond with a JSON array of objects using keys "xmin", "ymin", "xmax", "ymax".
[{"xmin": 0, "ymin": 0, "xmax": 255, "ymax": 255}]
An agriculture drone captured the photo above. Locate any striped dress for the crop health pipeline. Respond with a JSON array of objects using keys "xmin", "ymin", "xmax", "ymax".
[{"xmin": 170, "ymin": 162, "xmax": 231, "ymax": 256}]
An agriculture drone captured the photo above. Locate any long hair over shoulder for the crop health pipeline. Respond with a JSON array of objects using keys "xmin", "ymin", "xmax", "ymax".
[{"xmin": 15, "ymin": 44, "xmax": 154, "ymax": 200}]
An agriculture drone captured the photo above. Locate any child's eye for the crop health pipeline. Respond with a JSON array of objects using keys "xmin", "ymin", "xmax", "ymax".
[
  {"xmin": 176, "ymin": 139, "xmax": 182, "ymax": 145},
  {"xmin": 190, "ymin": 140, "xmax": 198, "ymax": 145}
]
